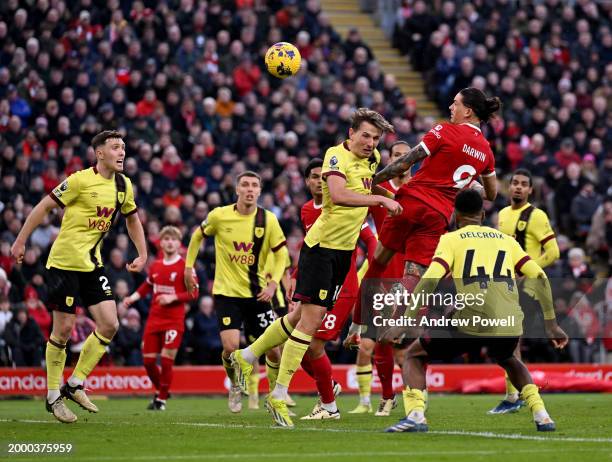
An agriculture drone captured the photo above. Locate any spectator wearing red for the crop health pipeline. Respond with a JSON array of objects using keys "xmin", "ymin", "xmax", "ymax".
[
  {"xmin": 24, "ymin": 286, "xmax": 51, "ymax": 340},
  {"xmin": 555, "ymin": 138, "xmax": 582, "ymax": 170},
  {"xmin": 232, "ymin": 54, "xmax": 261, "ymax": 97}
]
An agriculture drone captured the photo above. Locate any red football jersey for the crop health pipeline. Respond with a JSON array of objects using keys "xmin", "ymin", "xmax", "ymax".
[
  {"xmin": 137, "ymin": 255, "xmax": 198, "ymax": 332},
  {"xmin": 400, "ymin": 122, "xmax": 495, "ymax": 221},
  {"xmin": 369, "ymin": 179, "xmax": 402, "ymax": 233}
]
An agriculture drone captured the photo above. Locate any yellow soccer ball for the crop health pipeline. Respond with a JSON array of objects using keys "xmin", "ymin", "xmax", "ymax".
[{"xmin": 264, "ymin": 42, "xmax": 302, "ymax": 79}]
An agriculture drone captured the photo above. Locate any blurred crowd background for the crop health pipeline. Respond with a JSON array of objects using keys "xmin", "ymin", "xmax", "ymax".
[{"xmin": 0, "ymin": 0, "xmax": 610, "ymax": 368}]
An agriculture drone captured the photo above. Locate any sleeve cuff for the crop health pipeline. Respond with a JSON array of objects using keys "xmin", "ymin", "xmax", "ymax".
[
  {"xmin": 431, "ymin": 257, "xmax": 450, "ymax": 275},
  {"xmin": 322, "ymin": 171, "xmax": 347, "ymax": 180},
  {"xmin": 271, "ymin": 240, "xmax": 287, "ymax": 252},
  {"xmin": 481, "ymin": 171, "xmax": 496, "ymax": 178},
  {"xmin": 540, "ymin": 234, "xmax": 555, "ymax": 245},
  {"xmin": 419, "ymin": 141, "xmax": 431, "ymax": 156},
  {"xmin": 514, "ymin": 255, "xmax": 531, "ymax": 276},
  {"xmin": 49, "ymin": 192, "xmax": 65, "ymax": 208},
  {"xmin": 122, "ymin": 207, "xmax": 138, "ymax": 217}
]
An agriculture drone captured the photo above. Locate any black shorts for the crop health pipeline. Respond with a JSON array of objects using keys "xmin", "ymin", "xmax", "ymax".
[
  {"xmin": 293, "ymin": 243, "xmax": 353, "ymax": 310},
  {"xmin": 214, "ymin": 295, "xmax": 277, "ymax": 344},
  {"xmin": 420, "ymin": 331, "xmax": 519, "ymax": 363},
  {"xmin": 46, "ymin": 266, "xmax": 115, "ymax": 314}
]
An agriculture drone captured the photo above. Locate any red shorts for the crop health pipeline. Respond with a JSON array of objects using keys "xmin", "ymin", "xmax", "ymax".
[
  {"xmin": 314, "ymin": 295, "xmax": 356, "ymax": 341},
  {"xmin": 382, "ymin": 252, "xmax": 406, "ymax": 279},
  {"xmin": 142, "ymin": 328, "xmax": 184, "ymax": 354},
  {"xmin": 379, "ymin": 196, "xmax": 448, "ymax": 267}
]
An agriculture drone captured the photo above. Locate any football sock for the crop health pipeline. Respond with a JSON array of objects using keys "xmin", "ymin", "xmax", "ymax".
[
  {"xmin": 275, "ymin": 329, "xmax": 311, "ymax": 392},
  {"xmin": 374, "ymin": 342, "xmax": 395, "ymax": 399},
  {"xmin": 265, "ymin": 358, "xmax": 279, "ymax": 392},
  {"xmin": 221, "ymin": 353, "xmax": 235, "ymax": 385},
  {"xmin": 248, "ymin": 363, "xmax": 260, "ymax": 395},
  {"xmin": 402, "ymin": 386, "xmax": 426, "ymax": 417},
  {"xmin": 46, "ymin": 335, "xmax": 67, "ymax": 402},
  {"xmin": 71, "ymin": 330, "xmax": 111, "ymax": 383},
  {"xmin": 300, "ymin": 355, "xmax": 315, "ymax": 378},
  {"xmin": 505, "ymin": 373, "xmax": 520, "ymax": 402},
  {"xmin": 321, "ymin": 400, "xmax": 338, "ymax": 413},
  {"xmin": 356, "ymin": 365, "xmax": 372, "ymax": 405},
  {"xmin": 158, "ymin": 357, "xmax": 174, "ymax": 400},
  {"xmin": 143, "ymin": 357, "xmax": 161, "ymax": 390},
  {"xmin": 311, "ymin": 354, "xmax": 335, "ymax": 404},
  {"xmin": 521, "ymin": 384, "xmax": 546, "ymax": 416},
  {"xmin": 243, "ymin": 315, "xmax": 294, "ymax": 362}
]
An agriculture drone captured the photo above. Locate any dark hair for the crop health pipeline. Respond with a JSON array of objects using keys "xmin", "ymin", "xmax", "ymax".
[
  {"xmin": 459, "ymin": 87, "xmax": 501, "ymax": 123},
  {"xmin": 92, "ymin": 130, "xmax": 123, "ymax": 150},
  {"xmin": 304, "ymin": 158, "xmax": 323, "ymax": 178},
  {"xmin": 236, "ymin": 170, "xmax": 261, "ymax": 184},
  {"xmin": 455, "ymin": 189, "xmax": 483, "ymax": 215},
  {"xmin": 350, "ymin": 108, "xmax": 395, "ymax": 133},
  {"xmin": 510, "ymin": 168, "xmax": 533, "ymax": 187},
  {"xmin": 389, "ymin": 140, "xmax": 411, "ymax": 153}
]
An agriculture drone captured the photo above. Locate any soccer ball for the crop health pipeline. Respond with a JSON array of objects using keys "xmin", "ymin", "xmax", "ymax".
[{"xmin": 264, "ymin": 42, "xmax": 302, "ymax": 79}]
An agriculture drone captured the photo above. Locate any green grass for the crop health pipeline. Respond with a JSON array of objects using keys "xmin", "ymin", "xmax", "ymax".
[{"xmin": 1, "ymin": 394, "xmax": 611, "ymax": 461}]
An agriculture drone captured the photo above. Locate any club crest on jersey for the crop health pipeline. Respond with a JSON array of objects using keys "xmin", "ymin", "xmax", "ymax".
[
  {"xmin": 223, "ymin": 317, "xmax": 231, "ymax": 326},
  {"xmin": 319, "ymin": 289, "xmax": 328, "ymax": 300},
  {"xmin": 65, "ymin": 296, "xmax": 74, "ymax": 307},
  {"xmin": 517, "ymin": 221, "xmax": 527, "ymax": 231},
  {"xmin": 255, "ymin": 227, "xmax": 264, "ymax": 239},
  {"xmin": 118, "ymin": 191, "xmax": 125, "ymax": 203}
]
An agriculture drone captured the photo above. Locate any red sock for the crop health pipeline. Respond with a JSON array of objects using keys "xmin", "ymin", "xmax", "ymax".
[
  {"xmin": 374, "ymin": 342, "xmax": 395, "ymax": 399},
  {"xmin": 143, "ymin": 357, "xmax": 160, "ymax": 390},
  {"xmin": 158, "ymin": 357, "xmax": 174, "ymax": 400},
  {"xmin": 354, "ymin": 259, "xmax": 389, "ymax": 324},
  {"xmin": 301, "ymin": 355, "xmax": 315, "ymax": 378},
  {"xmin": 310, "ymin": 354, "xmax": 335, "ymax": 404}
]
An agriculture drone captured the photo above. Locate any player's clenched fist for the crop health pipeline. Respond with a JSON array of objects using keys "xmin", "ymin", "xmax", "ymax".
[
  {"xmin": 10, "ymin": 239, "xmax": 25, "ymax": 264},
  {"xmin": 380, "ymin": 197, "xmax": 403, "ymax": 216},
  {"xmin": 126, "ymin": 255, "xmax": 147, "ymax": 273},
  {"xmin": 184, "ymin": 267, "xmax": 198, "ymax": 295}
]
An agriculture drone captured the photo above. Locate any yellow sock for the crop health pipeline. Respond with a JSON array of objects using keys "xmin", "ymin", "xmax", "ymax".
[
  {"xmin": 423, "ymin": 389, "xmax": 429, "ymax": 411},
  {"xmin": 276, "ymin": 329, "xmax": 311, "ymax": 388},
  {"xmin": 248, "ymin": 365, "xmax": 260, "ymax": 396},
  {"xmin": 73, "ymin": 331, "xmax": 111, "ymax": 382},
  {"xmin": 46, "ymin": 336, "xmax": 67, "ymax": 390},
  {"xmin": 222, "ymin": 354, "xmax": 235, "ymax": 385},
  {"xmin": 402, "ymin": 386, "xmax": 426, "ymax": 417},
  {"xmin": 356, "ymin": 365, "xmax": 372, "ymax": 404},
  {"xmin": 520, "ymin": 384, "xmax": 545, "ymax": 414},
  {"xmin": 249, "ymin": 316, "xmax": 294, "ymax": 358},
  {"xmin": 505, "ymin": 373, "xmax": 519, "ymax": 400},
  {"xmin": 265, "ymin": 358, "xmax": 279, "ymax": 392}
]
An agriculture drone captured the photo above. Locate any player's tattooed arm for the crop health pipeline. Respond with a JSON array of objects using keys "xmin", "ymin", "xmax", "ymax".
[{"xmin": 373, "ymin": 144, "xmax": 428, "ymax": 185}]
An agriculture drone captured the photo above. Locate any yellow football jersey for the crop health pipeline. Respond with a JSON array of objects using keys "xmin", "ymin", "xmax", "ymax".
[
  {"xmin": 201, "ymin": 205, "xmax": 287, "ymax": 298},
  {"xmin": 47, "ymin": 167, "xmax": 137, "ymax": 272},
  {"xmin": 498, "ymin": 203, "xmax": 555, "ymax": 261},
  {"xmin": 305, "ymin": 141, "xmax": 379, "ymax": 251},
  {"xmin": 430, "ymin": 225, "xmax": 538, "ymax": 336}
]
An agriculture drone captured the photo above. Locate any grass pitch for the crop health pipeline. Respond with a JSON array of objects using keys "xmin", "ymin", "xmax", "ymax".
[{"xmin": 1, "ymin": 394, "xmax": 610, "ymax": 461}]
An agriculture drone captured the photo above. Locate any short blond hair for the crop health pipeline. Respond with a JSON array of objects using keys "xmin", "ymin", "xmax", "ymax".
[
  {"xmin": 159, "ymin": 225, "xmax": 182, "ymax": 240},
  {"xmin": 350, "ymin": 108, "xmax": 394, "ymax": 133}
]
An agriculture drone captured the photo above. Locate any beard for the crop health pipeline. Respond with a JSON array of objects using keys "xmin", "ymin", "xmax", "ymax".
[{"xmin": 511, "ymin": 196, "xmax": 524, "ymax": 205}]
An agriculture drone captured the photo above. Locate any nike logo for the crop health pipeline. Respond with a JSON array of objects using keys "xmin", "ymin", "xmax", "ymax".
[{"xmin": 306, "ymin": 224, "xmax": 313, "ymax": 230}]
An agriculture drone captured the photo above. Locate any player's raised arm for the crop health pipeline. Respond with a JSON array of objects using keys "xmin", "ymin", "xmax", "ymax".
[
  {"xmin": 327, "ymin": 174, "xmax": 402, "ymax": 215},
  {"xmin": 11, "ymin": 195, "xmax": 60, "ymax": 263},
  {"xmin": 372, "ymin": 144, "xmax": 428, "ymax": 186}
]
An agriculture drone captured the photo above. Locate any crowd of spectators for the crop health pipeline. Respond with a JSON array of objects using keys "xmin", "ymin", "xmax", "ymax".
[
  {"xmin": 394, "ymin": 0, "xmax": 611, "ymax": 362},
  {"xmin": 0, "ymin": 0, "xmax": 609, "ymax": 366}
]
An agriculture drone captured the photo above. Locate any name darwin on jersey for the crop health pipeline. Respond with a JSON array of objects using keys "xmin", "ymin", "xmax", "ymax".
[
  {"xmin": 87, "ymin": 206, "xmax": 116, "ymax": 232},
  {"xmin": 462, "ymin": 144, "xmax": 486, "ymax": 162}
]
